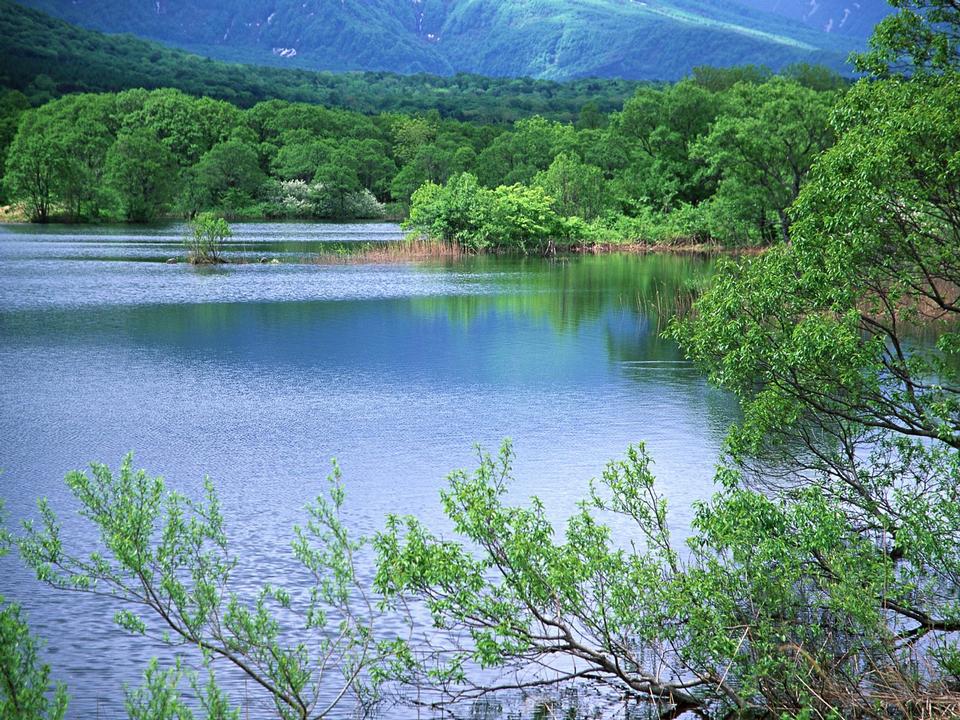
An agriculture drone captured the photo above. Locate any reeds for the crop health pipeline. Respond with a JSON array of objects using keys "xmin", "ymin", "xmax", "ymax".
[{"xmin": 311, "ymin": 238, "xmax": 465, "ymax": 264}]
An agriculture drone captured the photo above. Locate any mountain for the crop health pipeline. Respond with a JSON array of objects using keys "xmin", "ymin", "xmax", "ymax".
[
  {"xmin": 0, "ymin": 0, "xmax": 641, "ymax": 122},
  {"xmin": 15, "ymin": 0, "xmax": 895, "ymax": 80}
]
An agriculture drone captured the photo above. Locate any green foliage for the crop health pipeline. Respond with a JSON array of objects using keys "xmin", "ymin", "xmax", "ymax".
[
  {"xmin": 105, "ymin": 128, "xmax": 178, "ymax": 222},
  {"xmin": 2, "ymin": 99, "xmax": 75, "ymax": 222},
  {"xmin": 692, "ymin": 78, "xmax": 838, "ymax": 243},
  {"xmin": 0, "ymin": 503, "xmax": 69, "ymax": 720},
  {"xmin": 533, "ymin": 153, "xmax": 608, "ymax": 221},
  {"xmin": 0, "ymin": 603, "xmax": 69, "ymax": 720},
  {"xmin": 1, "ymin": 48, "xmax": 845, "ymax": 245},
  {"xmin": 672, "ymin": 72, "xmax": 960, "ymax": 459},
  {"xmin": 185, "ymin": 212, "xmax": 231, "ymax": 264},
  {"xmin": 186, "ymin": 140, "xmax": 265, "ymax": 217},
  {"xmin": 125, "ymin": 659, "xmax": 238, "ymax": 720},
  {"xmin": 610, "ymin": 79, "xmax": 723, "ymax": 211},
  {"xmin": 373, "ymin": 439, "xmax": 954, "ymax": 716},
  {"xmin": 0, "ymin": 90, "xmax": 30, "ymax": 203},
  {"xmin": 854, "ymin": 0, "xmax": 960, "ymax": 76},
  {"xmin": 18, "ymin": 454, "xmax": 390, "ymax": 720},
  {"xmin": 664, "ymin": 45, "xmax": 960, "ymax": 720},
  {"xmin": 406, "ymin": 173, "xmax": 569, "ymax": 253},
  {"xmin": 405, "ymin": 71, "xmax": 840, "ymax": 251},
  {"xmin": 375, "ymin": 13, "xmax": 960, "ymax": 720}
]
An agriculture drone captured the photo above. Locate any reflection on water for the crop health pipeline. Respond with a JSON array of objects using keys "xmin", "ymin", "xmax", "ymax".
[{"xmin": 0, "ymin": 222, "xmax": 738, "ymax": 718}]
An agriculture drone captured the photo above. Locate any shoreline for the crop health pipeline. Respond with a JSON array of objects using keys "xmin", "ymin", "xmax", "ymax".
[
  {"xmin": 303, "ymin": 238, "xmax": 766, "ymax": 265},
  {"xmin": 0, "ymin": 211, "xmax": 767, "ymax": 262}
]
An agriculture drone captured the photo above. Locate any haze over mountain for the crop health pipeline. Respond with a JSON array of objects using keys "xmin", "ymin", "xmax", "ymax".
[
  {"xmin": 17, "ymin": 0, "xmax": 895, "ymax": 80},
  {"xmin": 734, "ymin": 0, "xmax": 893, "ymax": 37}
]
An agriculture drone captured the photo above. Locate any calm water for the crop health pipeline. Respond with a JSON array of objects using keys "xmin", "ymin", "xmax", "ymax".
[{"xmin": 0, "ymin": 222, "xmax": 738, "ymax": 718}]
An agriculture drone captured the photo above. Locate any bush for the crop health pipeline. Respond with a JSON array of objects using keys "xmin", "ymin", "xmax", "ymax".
[
  {"xmin": 184, "ymin": 212, "xmax": 230, "ymax": 264},
  {"xmin": 268, "ymin": 179, "xmax": 386, "ymax": 219},
  {"xmin": 405, "ymin": 172, "xmax": 569, "ymax": 253}
]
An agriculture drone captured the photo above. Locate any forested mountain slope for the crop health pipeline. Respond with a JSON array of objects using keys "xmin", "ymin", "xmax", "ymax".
[
  {"xmin": 16, "ymin": 0, "xmax": 893, "ymax": 79},
  {"xmin": 0, "ymin": 1, "xmax": 640, "ymax": 122}
]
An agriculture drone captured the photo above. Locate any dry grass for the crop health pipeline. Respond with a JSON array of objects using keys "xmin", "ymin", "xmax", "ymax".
[
  {"xmin": 0, "ymin": 204, "xmax": 28, "ymax": 222},
  {"xmin": 311, "ymin": 238, "xmax": 466, "ymax": 264},
  {"xmin": 306, "ymin": 237, "xmax": 768, "ymax": 265}
]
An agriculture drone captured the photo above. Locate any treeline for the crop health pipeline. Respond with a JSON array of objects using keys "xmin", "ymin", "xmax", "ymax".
[
  {"xmin": 406, "ymin": 66, "xmax": 842, "ymax": 250},
  {"xmin": 0, "ymin": 0, "xmax": 639, "ymax": 123},
  {"xmin": 0, "ymin": 88, "xmax": 492, "ymax": 222},
  {"xmin": 2, "ymin": 64, "xmax": 845, "ymax": 247}
]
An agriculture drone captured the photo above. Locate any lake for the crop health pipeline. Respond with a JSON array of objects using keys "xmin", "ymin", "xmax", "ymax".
[{"xmin": 0, "ymin": 222, "xmax": 739, "ymax": 718}]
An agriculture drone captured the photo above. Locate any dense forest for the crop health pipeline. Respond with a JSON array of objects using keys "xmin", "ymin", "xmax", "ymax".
[
  {"xmin": 0, "ymin": 0, "xmax": 640, "ymax": 122},
  {"xmin": 1, "ymin": 57, "xmax": 846, "ymax": 249}
]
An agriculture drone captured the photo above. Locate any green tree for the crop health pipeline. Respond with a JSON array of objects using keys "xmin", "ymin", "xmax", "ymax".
[
  {"xmin": 576, "ymin": 101, "xmax": 604, "ymax": 130},
  {"xmin": 272, "ymin": 134, "xmax": 333, "ymax": 181},
  {"xmin": 347, "ymin": 138, "xmax": 396, "ymax": 199},
  {"xmin": 18, "ymin": 455, "xmax": 390, "ymax": 720},
  {"xmin": 389, "ymin": 135, "xmax": 474, "ymax": 203},
  {"xmin": 692, "ymin": 78, "xmax": 837, "ymax": 243},
  {"xmin": 670, "ymin": 69, "xmax": 960, "ymax": 717},
  {"xmin": 125, "ymin": 659, "xmax": 238, "ymax": 720},
  {"xmin": 0, "ymin": 90, "xmax": 31, "ymax": 204},
  {"xmin": 315, "ymin": 148, "xmax": 362, "ymax": 218},
  {"xmin": 105, "ymin": 128, "xmax": 178, "ymax": 222},
  {"xmin": 854, "ymin": 0, "xmax": 960, "ymax": 76},
  {"xmin": 186, "ymin": 139, "xmax": 265, "ymax": 214},
  {"xmin": 50, "ymin": 94, "xmax": 117, "ymax": 221},
  {"xmin": 376, "ymin": 20, "xmax": 960, "ymax": 720},
  {"xmin": 123, "ymin": 89, "xmax": 239, "ymax": 167},
  {"xmin": 611, "ymin": 80, "xmax": 721, "ymax": 211},
  {"xmin": 0, "ymin": 604, "xmax": 69, "ymax": 720},
  {"xmin": 474, "ymin": 116, "xmax": 575, "ymax": 187},
  {"xmin": 391, "ymin": 115, "xmax": 437, "ymax": 165},
  {"xmin": 533, "ymin": 152, "xmax": 608, "ymax": 220},
  {"xmin": 184, "ymin": 212, "xmax": 231, "ymax": 264},
  {"xmin": 405, "ymin": 172, "xmax": 495, "ymax": 251},
  {"xmin": 3, "ymin": 109, "xmax": 68, "ymax": 222},
  {"xmin": 406, "ymin": 172, "xmax": 567, "ymax": 253},
  {"xmin": 0, "ymin": 503, "xmax": 69, "ymax": 720}
]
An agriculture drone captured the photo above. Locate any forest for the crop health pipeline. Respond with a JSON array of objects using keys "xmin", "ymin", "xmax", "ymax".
[{"xmin": 1, "ymin": 61, "xmax": 845, "ymax": 249}]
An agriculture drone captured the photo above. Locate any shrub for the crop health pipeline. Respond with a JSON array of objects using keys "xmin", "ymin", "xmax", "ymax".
[{"xmin": 184, "ymin": 212, "xmax": 230, "ymax": 264}]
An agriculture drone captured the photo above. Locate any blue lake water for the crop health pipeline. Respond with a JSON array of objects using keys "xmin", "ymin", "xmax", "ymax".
[{"xmin": 0, "ymin": 222, "xmax": 739, "ymax": 718}]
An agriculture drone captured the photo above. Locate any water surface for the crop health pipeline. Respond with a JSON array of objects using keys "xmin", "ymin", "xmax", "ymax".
[{"xmin": 0, "ymin": 222, "xmax": 738, "ymax": 718}]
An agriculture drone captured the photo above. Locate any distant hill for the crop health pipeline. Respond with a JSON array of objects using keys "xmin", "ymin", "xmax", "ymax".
[
  {"xmin": 15, "ymin": 0, "xmax": 895, "ymax": 80},
  {"xmin": 0, "ymin": 0, "xmax": 643, "ymax": 123}
]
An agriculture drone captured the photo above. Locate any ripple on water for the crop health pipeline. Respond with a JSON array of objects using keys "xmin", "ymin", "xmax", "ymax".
[{"xmin": 0, "ymin": 222, "xmax": 737, "ymax": 718}]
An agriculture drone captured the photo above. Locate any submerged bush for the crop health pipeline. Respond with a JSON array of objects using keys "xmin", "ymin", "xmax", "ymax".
[{"xmin": 184, "ymin": 212, "xmax": 230, "ymax": 264}]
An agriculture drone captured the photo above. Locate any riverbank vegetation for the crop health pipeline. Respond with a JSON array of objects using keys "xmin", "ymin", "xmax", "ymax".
[
  {"xmin": 375, "ymin": 4, "xmax": 960, "ymax": 717},
  {"xmin": 0, "ymin": 64, "xmax": 844, "ymax": 249}
]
